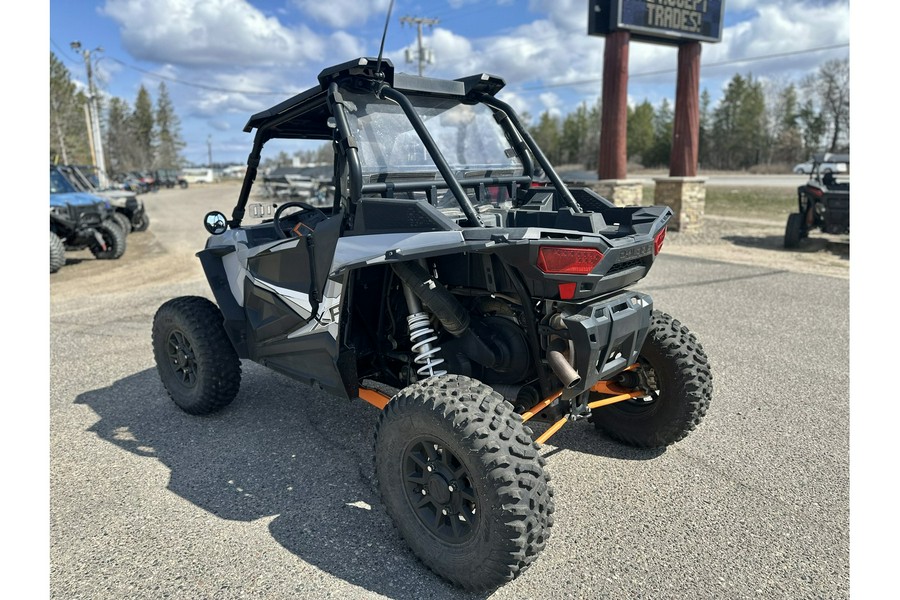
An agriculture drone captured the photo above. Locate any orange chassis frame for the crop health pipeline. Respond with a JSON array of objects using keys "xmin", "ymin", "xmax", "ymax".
[{"xmin": 358, "ymin": 365, "xmax": 644, "ymax": 446}]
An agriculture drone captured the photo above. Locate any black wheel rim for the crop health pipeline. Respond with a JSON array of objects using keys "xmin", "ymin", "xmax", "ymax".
[
  {"xmin": 402, "ymin": 437, "xmax": 478, "ymax": 544},
  {"xmin": 165, "ymin": 330, "xmax": 198, "ymax": 388}
]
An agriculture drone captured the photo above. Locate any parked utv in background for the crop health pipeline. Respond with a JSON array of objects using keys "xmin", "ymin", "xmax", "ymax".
[
  {"xmin": 155, "ymin": 168, "xmax": 189, "ymax": 189},
  {"xmin": 50, "ymin": 165, "xmax": 126, "ymax": 273},
  {"xmin": 785, "ymin": 152, "xmax": 849, "ymax": 248},
  {"xmin": 151, "ymin": 57, "xmax": 712, "ymax": 591},
  {"xmin": 58, "ymin": 164, "xmax": 150, "ymax": 233}
]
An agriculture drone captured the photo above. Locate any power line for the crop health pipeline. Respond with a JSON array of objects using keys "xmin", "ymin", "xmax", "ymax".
[
  {"xmin": 53, "ymin": 39, "xmax": 296, "ymax": 96},
  {"xmin": 102, "ymin": 56, "xmax": 297, "ymax": 96},
  {"xmin": 50, "ymin": 38, "xmax": 84, "ymax": 66},
  {"xmin": 514, "ymin": 43, "xmax": 850, "ymax": 91}
]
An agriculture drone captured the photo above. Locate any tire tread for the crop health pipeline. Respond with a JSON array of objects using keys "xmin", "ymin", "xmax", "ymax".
[{"xmin": 374, "ymin": 374, "xmax": 554, "ymax": 591}]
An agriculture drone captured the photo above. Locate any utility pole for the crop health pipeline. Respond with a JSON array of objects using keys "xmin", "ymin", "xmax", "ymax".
[
  {"xmin": 71, "ymin": 41, "xmax": 109, "ymax": 189},
  {"xmin": 400, "ymin": 16, "xmax": 438, "ymax": 76},
  {"xmin": 207, "ymin": 135, "xmax": 213, "ymax": 167}
]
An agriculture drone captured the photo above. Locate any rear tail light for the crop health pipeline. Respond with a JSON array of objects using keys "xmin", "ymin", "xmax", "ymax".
[
  {"xmin": 537, "ymin": 246, "xmax": 604, "ymax": 275},
  {"xmin": 654, "ymin": 227, "xmax": 667, "ymax": 256}
]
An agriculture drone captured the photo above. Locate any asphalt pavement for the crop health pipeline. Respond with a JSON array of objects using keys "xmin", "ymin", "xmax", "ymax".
[{"xmin": 47, "ymin": 183, "xmax": 850, "ymax": 599}]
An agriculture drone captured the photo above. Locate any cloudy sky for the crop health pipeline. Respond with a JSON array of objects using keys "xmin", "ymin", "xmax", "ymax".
[{"xmin": 48, "ymin": 0, "xmax": 850, "ymax": 166}]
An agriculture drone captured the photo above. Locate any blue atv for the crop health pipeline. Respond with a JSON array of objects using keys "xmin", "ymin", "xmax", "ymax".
[{"xmin": 50, "ymin": 165, "xmax": 127, "ymax": 273}]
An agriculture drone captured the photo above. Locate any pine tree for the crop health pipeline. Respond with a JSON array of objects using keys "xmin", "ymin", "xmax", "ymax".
[
  {"xmin": 798, "ymin": 99, "xmax": 826, "ymax": 158},
  {"xmin": 154, "ymin": 82, "xmax": 185, "ymax": 169},
  {"xmin": 709, "ymin": 73, "xmax": 767, "ymax": 169},
  {"xmin": 772, "ymin": 84, "xmax": 804, "ymax": 164},
  {"xmin": 50, "ymin": 52, "xmax": 91, "ymax": 165},
  {"xmin": 529, "ymin": 112, "xmax": 561, "ymax": 165},
  {"xmin": 133, "ymin": 85, "xmax": 155, "ymax": 168},
  {"xmin": 627, "ymin": 100, "xmax": 655, "ymax": 165},
  {"xmin": 698, "ymin": 89, "xmax": 711, "ymax": 168},
  {"xmin": 645, "ymin": 99, "xmax": 673, "ymax": 167},
  {"xmin": 560, "ymin": 103, "xmax": 589, "ymax": 166},
  {"xmin": 582, "ymin": 99, "xmax": 602, "ymax": 171},
  {"xmin": 105, "ymin": 97, "xmax": 135, "ymax": 174}
]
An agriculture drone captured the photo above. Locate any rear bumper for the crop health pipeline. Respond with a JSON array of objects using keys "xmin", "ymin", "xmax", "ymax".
[{"xmin": 556, "ymin": 290, "xmax": 653, "ymax": 399}]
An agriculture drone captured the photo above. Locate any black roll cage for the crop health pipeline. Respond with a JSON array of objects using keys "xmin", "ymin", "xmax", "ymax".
[{"xmin": 229, "ymin": 58, "xmax": 582, "ymax": 229}]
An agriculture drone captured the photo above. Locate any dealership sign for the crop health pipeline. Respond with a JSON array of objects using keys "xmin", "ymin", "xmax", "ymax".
[{"xmin": 588, "ymin": 0, "xmax": 725, "ymax": 45}]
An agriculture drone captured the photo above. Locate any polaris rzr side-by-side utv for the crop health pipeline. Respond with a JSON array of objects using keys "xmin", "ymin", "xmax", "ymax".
[
  {"xmin": 784, "ymin": 152, "xmax": 850, "ymax": 248},
  {"xmin": 50, "ymin": 165, "xmax": 127, "ymax": 273},
  {"xmin": 59, "ymin": 164, "xmax": 150, "ymax": 234},
  {"xmin": 152, "ymin": 58, "xmax": 712, "ymax": 591}
]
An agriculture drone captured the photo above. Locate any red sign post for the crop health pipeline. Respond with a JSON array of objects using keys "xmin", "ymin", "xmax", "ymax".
[{"xmin": 588, "ymin": 0, "xmax": 724, "ymax": 229}]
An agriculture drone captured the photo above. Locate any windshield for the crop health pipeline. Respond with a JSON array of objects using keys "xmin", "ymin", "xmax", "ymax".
[
  {"xmin": 50, "ymin": 167, "xmax": 77, "ymax": 194},
  {"xmin": 342, "ymin": 90, "xmax": 523, "ymax": 179}
]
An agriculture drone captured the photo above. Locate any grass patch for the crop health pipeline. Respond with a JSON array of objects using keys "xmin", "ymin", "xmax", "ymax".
[{"xmin": 642, "ymin": 185, "xmax": 796, "ymax": 222}]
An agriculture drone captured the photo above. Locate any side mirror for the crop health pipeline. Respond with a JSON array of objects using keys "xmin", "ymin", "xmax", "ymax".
[{"xmin": 204, "ymin": 211, "xmax": 228, "ymax": 235}]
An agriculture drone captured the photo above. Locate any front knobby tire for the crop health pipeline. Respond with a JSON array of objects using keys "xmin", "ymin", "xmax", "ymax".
[
  {"xmin": 152, "ymin": 296, "xmax": 242, "ymax": 415},
  {"xmin": 50, "ymin": 231, "xmax": 66, "ymax": 273},
  {"xmin": 134, "ymin": 212, "xmax": 150, "ymax": 232},
  {"xmin": 591, "ymin": 311, "xmax": 712, "ymax": 448},
  {"xmin": 374, "ymin": 374, "xmax": 554, "ymax": 592},
  {"xmin": 90, "ymin": 220, "xmax": 127, "ymax": 260},
  {"xmin": 784, "ymin": 213, "xmax": 803, "ymax": 248}
]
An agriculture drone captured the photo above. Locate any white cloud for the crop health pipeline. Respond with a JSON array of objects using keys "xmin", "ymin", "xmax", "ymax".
[
  {"xmin": 93, "ymin": 0, "xmax": 851, "ymax": 164},
  {"xmin": 528, "ymin": 0, "xmax": 589, "ymax": 33},
  {"xmin": 538, "ymin": 91, "xmax": 563, "ymax": 118},
  {"xmin": 101, "ymin": 0, "xmax": 326, "ymax": 67},
  {"xmin": 292, "ymin": 0, "xmax": 391, "ymax": 29},
  {"xmin": 414, "ymin": 0, "xmax": 849, "ymax": 117}
]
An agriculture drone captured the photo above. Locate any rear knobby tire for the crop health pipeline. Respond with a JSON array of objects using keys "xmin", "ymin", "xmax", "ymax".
[
  {"xmin": 784, "ymin": 212, "xmax": 802, "ymax": 248},
  {"xmin": 374, "ymin": 374, "xmax": 554, "ymax": 592},
  {"xmin": 89, "ymin": 220, "xmax": 127, "ymax": 260},
  {"xmin": 133, "ymin": 212, "xmax": 150, "ymax": 232},
  {"xmin": 50, "ymin": 231, "xmax": 66, "ymax": 273},
  {"xmin": 152, "ymin": 296, "xmax": 242, "ymax": 415},
  {"xmin": 590, "ymin": 311, "xmax": 712, "ymax": 448}
]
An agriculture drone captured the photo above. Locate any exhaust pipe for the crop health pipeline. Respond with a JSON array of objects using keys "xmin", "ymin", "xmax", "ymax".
[
  {"xmin": 547, "ymin": 338, "xmax": 581, "ymax": 389},
  {"xmin": 547, "ymin": 315, "xmax": 581, "ymax": 389}
]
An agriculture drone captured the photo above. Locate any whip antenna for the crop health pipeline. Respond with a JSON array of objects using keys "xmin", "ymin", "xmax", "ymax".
[{"xmin": 375, "ymin": 0, "xmax": 395, "ymax": 78}]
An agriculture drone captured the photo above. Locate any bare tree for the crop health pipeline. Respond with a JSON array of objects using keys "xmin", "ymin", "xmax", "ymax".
[{"xmin": 803, "ymin": 58, "xmax": 849, "ymax": 152}]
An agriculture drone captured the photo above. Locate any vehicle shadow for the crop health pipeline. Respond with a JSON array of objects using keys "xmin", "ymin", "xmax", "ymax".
[
  {"xmin": 73, "ymin": 366, "xmax": 488, "ymax": 600},
  {"xmin": 526, "ymin": 419, "xmax": 666, "ymax": 461},
  {"xmin": 722, "ymin": 234, "xmax": 849, "ymax": 260}
]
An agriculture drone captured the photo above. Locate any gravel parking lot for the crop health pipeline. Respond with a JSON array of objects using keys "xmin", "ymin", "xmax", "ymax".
[{"xmin": 47, "ymin": 182, "xmax": 850, "ymax": 598}]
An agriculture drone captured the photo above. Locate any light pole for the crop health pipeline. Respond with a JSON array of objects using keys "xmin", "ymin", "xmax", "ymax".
[
  {"xmin": 400, "ymin": 16, "xmax": 438, "ymax": 76},
  {"xmin": 71, "ymin": 41, "xmax": 109, "ymax": 189}
]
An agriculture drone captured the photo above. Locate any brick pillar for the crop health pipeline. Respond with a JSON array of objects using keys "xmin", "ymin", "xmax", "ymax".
[
  {"xmin": 589, "ymin": 180, "xmax": 643, "ymax": 207},
  {"xmin": 653, "ymin": 177, "xmax": 707, "ymax": 232}
]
